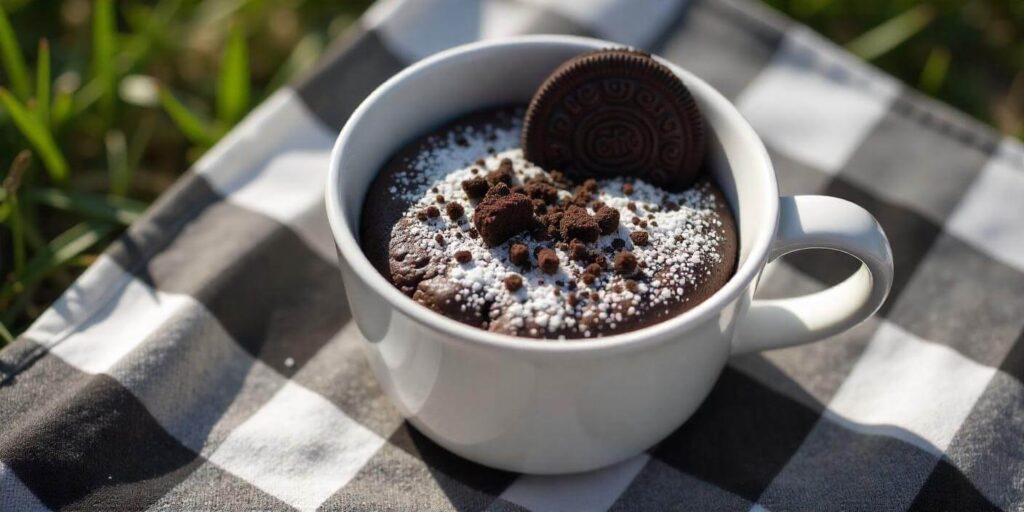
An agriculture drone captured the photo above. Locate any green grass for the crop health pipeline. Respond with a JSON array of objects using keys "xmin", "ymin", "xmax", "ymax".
[
  {"xmin": 764, "ymin": 0, "xmax": 1024, "ymax": 138},
  {"xmin": 0, "ymin": 0, "xmax": 1021, "ymax": 345},
  {"xmin": 0, "ymin": 0, "xmax": 372, "ymax": 342}
]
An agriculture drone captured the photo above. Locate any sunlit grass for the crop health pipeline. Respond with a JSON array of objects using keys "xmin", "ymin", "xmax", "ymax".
[{"xmin": 0, "ymin": 0, "xmax": 373, "ymax": 342}]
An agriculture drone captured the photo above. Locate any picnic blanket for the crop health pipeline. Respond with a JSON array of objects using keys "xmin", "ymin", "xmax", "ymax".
[{"xmin": 3, "ymin": 0, "xmax": 1023, "ymax": 510}]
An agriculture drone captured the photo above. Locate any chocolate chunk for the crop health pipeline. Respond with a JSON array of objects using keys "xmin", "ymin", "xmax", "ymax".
[
  {"xmin": 594, "ymin": 206, "xmax": 620, "ymax": 235},
  {"xmin": 630, "ymin": 230, "xmax": 649, "ymax": 246},
  {"xmin": 631, "ymin": 217, "xmax": 641, "ymax": 225},
  {"xmin": 569, "ymin": 187, "xmax": 593, "ymax": 207},
  {"xmin": 614, "ymin": 251, "xmax": 638, "ymax": 275},
  {"xmin": 625, "ymin": 279, "xmax": 639, "ymax": 292},
  {"xmin": 446, "ymin": 201, "xmax": 464, "ymax": 220},
  {"xmin": 522, "ymin": 49, "xmax": 706, "ymax": 189},
  {"xmin": 504, "ymin": 274, "xmax": 523, "ymax": 291},
  {"xmin": 581, "ymin": 272, "xmax": 596, "ymax": 285},
  {"xmin": 585, "ymin": 262, "xmax": 603, "ymax": 276},
  {"xmin": 486, "ymin": 182, "xmax": 511, "ymax": 197},
  {"xmin": 462, "ymin": 177, "xmax": 489, "ymax": 199},
  {"xmin": 436, "ymin": 194, "xmax": 446, "ymax": 203},
  {"xmin": 434, "ymin": 233, "xmax": 445, "ymax": 245},
  {"xmin": 569, "ymin": 239, "xmax": 589, "ymax": 261},
  {"xmin": 472, "ymin": 191, "xmax": 535, "ymax": 246},
  {"xmin": 532, "ymin": 198, "xmax": 548, "ymax": 214},
  {"xmin": 622, "ymin": 183, "xmax": 634, "ymax": 196},
  {"xmin": 544, "ymin": 211, "xmax": 564, "ymax": 229},
  {"xmin": 454, "ymin": 250, "xmax": 472, "ymax": 263},
  {"xmin": 426, "ymin": 206, "xmax": 440, "ymax": 218},
  {"xmin": 525, "ymin": 180, "xmax": 559, "ymax": 204},
  {"xmin": 538, "ymin": 248, "xmax": 559, "ymax": 274},
  {"xmin": 509, "ymin": 243, "xmax": 530, "ymax": 266},
  {"xmin": 548, "ymin": 170, "xmax": 570, "ymax": 187},
  {"xmin": 468, "ymin": 227, "xmax": 479, "ymax": 239},
  {"xmin": 487, "ymin": 158, "xmax": 514, "ymax": 186},
  {"xmin": 559, "ymin": 206, "xmax": 600, "ymax": 243},
  {"xmin": 416, "ymin": 210, "xmax": 428, "ymax": 221}
]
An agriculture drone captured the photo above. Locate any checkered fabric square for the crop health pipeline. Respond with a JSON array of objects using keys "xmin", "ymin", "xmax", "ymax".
[{"xmin": 2, "ymin": 0, "xmax": 1023, "ymax": 509}]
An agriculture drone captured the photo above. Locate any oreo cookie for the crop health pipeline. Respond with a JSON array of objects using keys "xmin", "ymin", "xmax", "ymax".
[{"xmin": 522, "ymin": 49, "xmax": 706, "ymax": 190}]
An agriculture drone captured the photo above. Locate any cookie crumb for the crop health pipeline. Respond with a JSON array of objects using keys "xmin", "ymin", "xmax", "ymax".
[
  {"xmin": 504, "ymin": 274, "xmax": 523, "ymax": 291},
  {"xmin": 538, "ymin": 248, "xmax": 559, "ymax": 274},
  {"xmin": 614, "ymin": 251, "xmax": 638, "ymax": 275},
  {"xmin": 509, "ymin": 243, "xmax": 530, "ymax": 267},
  {"xmin": 446, "ymin": 201, "xmax": 464, "ymax": 220}
]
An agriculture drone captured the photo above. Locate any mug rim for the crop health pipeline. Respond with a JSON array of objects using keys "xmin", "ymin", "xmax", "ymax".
[{"xmin": 326, "ymin": 35, "xmax": 779, "ymax": 355}]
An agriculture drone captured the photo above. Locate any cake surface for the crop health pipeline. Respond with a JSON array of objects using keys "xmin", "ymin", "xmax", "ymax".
[{"xmin": 360, "ymin": 107, "xmax": 737, "ymax": 339}]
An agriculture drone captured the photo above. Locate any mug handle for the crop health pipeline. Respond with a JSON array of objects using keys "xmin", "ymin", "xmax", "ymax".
[{"xmin": 731, "ymin": 195, "xmax": 894, "ymax": 356}]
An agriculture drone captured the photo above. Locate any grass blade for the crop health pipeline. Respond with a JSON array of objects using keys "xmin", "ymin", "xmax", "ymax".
[
  {"xmin": 0, "ymin": 5, "xmax": 30, "ymax": 100},
  {"xmin": 0, "ymin": 320, "xmax": 13, "ymax": 346},
  {"xmin": 127, "ymin": 113, "xmax": 155, "ymax": 172},
  {"xmin": 158, "ymin": 87, "xmax": 219, "ymax": 147},
  {"xmin": 0, "ymin": 221, "xmax": 116, "ymax": 304},
  {"xmin": 3, "ymin": 150, "xmax": 31, "ymax": 275},
  {"xmin": 919, "ymin": 46, "xmax": 951, "ymax": 95},
  {"xmin": 8, "ymin": 194, "xmax": 25, "ymax": 273},
  {"xmin": 25, "ymin": 187, "xmax": 146, "ymax": 225},
  {"xmin": 216, "ymin": 24, "xmax": 249, "ymax": 126},
  {"xmin": 35, "ymin": 38, "xmax": 49, "ymax": 126},
  {"xmin": 0, "ymin": 88, "xmax": 68, "ymax": 182},
  {"xmin": 51, "ymin": 89, "xmax": 73, "ymax": 128},
  {"xmin": 92, "ymin": 0, "xmax": 118, "ymax": 118},
  {"xmin": 846, "ymin": 4, "xmax": 936, "ymax": 61},
  {"xmin": 73, "ymin": 0, "xmax": 181, "ymax": 117},
  {"xmin": 105, "ymin": 129, "xmax": 129, "ymax": 195}
]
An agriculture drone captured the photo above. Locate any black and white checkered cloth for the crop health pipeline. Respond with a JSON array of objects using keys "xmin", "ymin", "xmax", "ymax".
[{"xmin": 2, "ymin": 0, "xmax": 1023, "ymax": 509}]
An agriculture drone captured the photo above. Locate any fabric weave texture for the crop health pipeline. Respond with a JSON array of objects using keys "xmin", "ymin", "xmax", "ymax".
[{"xmin": 2, "ymin": 0, "xmax": 1023, "ymax": 510}]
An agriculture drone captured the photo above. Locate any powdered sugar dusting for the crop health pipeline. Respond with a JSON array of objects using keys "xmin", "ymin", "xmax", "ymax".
[{"xmin": 385, "ymin": 112, "xmax": 733, "ymax": 339}]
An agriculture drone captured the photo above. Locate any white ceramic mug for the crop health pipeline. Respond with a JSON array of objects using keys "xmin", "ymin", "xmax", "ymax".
[{"xmin": 326, "ymin": 35, "xmax": 893, "ymax": 474}]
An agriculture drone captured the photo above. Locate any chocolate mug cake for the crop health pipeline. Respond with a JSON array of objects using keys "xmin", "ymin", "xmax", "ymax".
[{"xmin": 360, "ymin": 50, "xmax": 737, "ymax": 339}]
